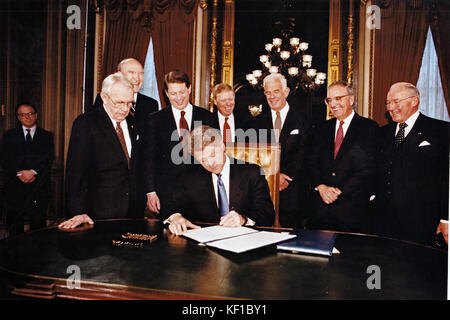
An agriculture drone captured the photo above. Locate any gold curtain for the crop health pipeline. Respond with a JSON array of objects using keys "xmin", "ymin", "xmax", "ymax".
[{"xmin": 372, "ymin": 0, "xmax": 429, "ymax": 125}]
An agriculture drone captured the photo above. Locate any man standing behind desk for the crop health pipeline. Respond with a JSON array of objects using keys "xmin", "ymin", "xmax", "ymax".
[
  {"xmin": 142, "ymin": 70, "xmax": 217, "ymax": 216},
  {"xmin": 375, "ymin": 82, "xmax": 449, "ymax": 245},
  {"xmin": 212, "ymin": 83, "xmax": 252, "ymax": 143},
  {"xmin": 307, "ymin": 81, "xmax": 378, "ymax": 233},
  {"xmin": 59, "ymin": 73, "xmax": 142, "ymax": 229},
  {"xmin": 88, "ymin": 58, "xmax": 159, "ymax": 136},
  {"xmin": 1, "ymin": 104, "xmax": 54, "ymax": 236},
  {"xmin": 250, "ymin": 73, "xmax": 312, "ymax": 228},
  {"xmin": 162, "ymin": 125, "xmax": 275, "ymax": 235}
]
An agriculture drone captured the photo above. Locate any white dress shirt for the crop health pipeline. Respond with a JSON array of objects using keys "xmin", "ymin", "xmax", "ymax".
[
  {"xmin": 395, "ymin": 109, "xmax": 420, "ymax": 138},
  {"xmin": 171, "ymin": 103, "xmax": 193, "ymax": 137},
  {"xmin": 271, "ymin": 102, "xmax": 290, "ymax": 130},
  {"xmin": 22, "ymin": 125, "xmax": 37, "ymax": 140},
  {"xmin": 104, "ymin": 105, "xmax": 132, "ymax": 157},
  {"xmin": 217, "ymin": 112, "xmax": 236, "ymax": 142},
  {"xmin": 334, "ymin": 110, "xmax": 355, "ymax": 139}
]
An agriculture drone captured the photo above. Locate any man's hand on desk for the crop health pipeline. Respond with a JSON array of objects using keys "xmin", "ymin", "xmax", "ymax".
[
  {"xmin": 58, "ymin": 214, "xmax": 94, "ymax": 229},
  {"xmin": 146, "ymin": 192, "xmax": 160, "ymax": 214},
  {"xmin": 219, "ymin": 210, "xmax": 247, "ymax": 228},
  {"xmin": 166, "ymin": 213, "xmax": 200, "ymax": 235}
]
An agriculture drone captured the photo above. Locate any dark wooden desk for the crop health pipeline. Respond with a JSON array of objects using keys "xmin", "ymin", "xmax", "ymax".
[{"xmin": 0, "ymin": 219, "xmax": 447, "ymax": 299}]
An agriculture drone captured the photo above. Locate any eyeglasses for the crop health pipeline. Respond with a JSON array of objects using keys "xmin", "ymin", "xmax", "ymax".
[
  {"xmin": 105, "ymin": 94, "xmax": 133, "ymax": 109},
  {"xmin": 384, "ymin": 96, "xmax": 416, "ymax": 106},
  {"xmin": 17, "ymin": 112, "xmax": 36, "ymax": 118},
  {"xmin": 324, "ymin": 94, "xmax": 352, "ymax": 105}
]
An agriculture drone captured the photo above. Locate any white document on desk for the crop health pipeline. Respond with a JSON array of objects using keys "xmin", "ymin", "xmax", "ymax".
[
  {"xmin": 183, "ymin": 225, "xmax": 258, "ymax": 243},
  {"xmin": 206, "ymin": 231, "xmax": 297, "ymax": 254}
]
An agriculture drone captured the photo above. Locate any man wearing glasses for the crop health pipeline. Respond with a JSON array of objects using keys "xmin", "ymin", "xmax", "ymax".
[
  {"xmin": 59, "ymin": 73, "xmax": 143, "ymax": 229},
  {"xmin": 375, "ymin": 82, "xmax": 449, "ymax": 245},
  {"xmin": 1, "ymin": 104, "xmax": 54, "ymax": 236},
  {"xmin": 307, "ymin": 81, "xmax": 379, "ymax": 233}
]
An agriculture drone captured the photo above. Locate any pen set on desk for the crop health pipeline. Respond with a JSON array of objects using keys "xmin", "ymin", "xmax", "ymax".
[{"xmin": 112, "ymin": 232, "xmax": 158, "ymax": 248}]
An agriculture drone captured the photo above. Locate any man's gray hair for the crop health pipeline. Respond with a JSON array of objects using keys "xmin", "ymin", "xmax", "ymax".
[
  {"xmin": 327, "ymin": 80, "xmax": 356, "ymax": 96},
  {"xmin": 391, "ymin": 82, "xmax": 420, "ymax": 97},
  {"xmin": 263, "ymin": 73, "xmax": 288, "ymax": 90},
  {"xmin": 101, "ymin": 72, "xmax": 133, "ymax": 96},
  {"xmin": 190, "ymin": 125, "xmax": 223, "ymax": 155}
]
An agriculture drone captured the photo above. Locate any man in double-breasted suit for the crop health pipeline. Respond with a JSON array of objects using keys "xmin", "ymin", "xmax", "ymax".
[
  {"xmin": 307, "ymin": 81, "xmax": 379, "ymax": 233},
  {"xmin": 59, "ymin": 73, "xmax": 144, "ymax": 229},
  {"xmin": 1, "ymin": 103, "xmax": 54, "ymax": 236},
  {"xmin": 142, "ymin": 70, "xmax": 217, "ymax": 216},
  {"xmin": 375, "ymin": 82, "xmax": 449, "ymax": 245},
  {"xmin": 249, "ymin": 73, "xmax": 312, "ymax": 228},
  {"xmin": 161, "ymin": 125, "xmax": 275, "ymax": 235}
]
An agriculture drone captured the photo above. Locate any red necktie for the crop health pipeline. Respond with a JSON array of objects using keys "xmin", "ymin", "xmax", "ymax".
[
  {"xmin": 116, "ymin": 121, "xmax": 130, "ymax": 167},
  {"xmin": 179, "ymin": 111, "xmax": 189, "ymax": 156},
  {"xmin": 334, "ymin": 120, "xmax": 344, "ymax": 159},
  {"xmin": 223, "ymin": 117, "xmax": 232, "ymax": 144}
]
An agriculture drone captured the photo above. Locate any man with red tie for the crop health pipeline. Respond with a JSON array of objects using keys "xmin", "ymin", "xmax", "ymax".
[
  {"xmin": 141, "ymin": 70, "xmax": 217, "ymax": 216},
  {"xmin": 307, "ymin": 81, "xmax": 379, "ymax": 233},
  {"xmin": 212, "ymin": 83, "xmax": 252, "ymax": 144}
]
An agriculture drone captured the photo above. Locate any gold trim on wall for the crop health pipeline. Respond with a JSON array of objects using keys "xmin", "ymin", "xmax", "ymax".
[
  {"xmin": 208, "ymin": 0, "xmax": 219, "ymax": 111},
  {"xmin": 327, "ymin": 0, "xmax": 342, "ymax": 119},
  {"xmin": 221, "ymin": 0, "xmax": 234, "ymax": 88}
]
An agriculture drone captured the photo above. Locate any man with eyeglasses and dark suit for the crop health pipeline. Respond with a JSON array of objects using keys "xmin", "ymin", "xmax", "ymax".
[
  {"xmin": 1, "ymin": 103, "xmax": 54, "ymax": 236},
  {"xmin": 375, "ymin": 82, "xmax": 449, "ymax": 246}
]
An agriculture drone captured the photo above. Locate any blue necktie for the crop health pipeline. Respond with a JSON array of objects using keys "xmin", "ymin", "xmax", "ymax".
[{"xmin": 217, "ymin": 174, "xmax": 229, "ymax": 217}]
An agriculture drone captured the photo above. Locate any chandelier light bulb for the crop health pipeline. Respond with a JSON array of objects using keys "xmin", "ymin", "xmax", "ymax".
[
  {"xmin": 290, "ymin": 37, "xmax": 300, "ymax": 46},
  {"xmin": 315, "ymin": 78, "xmax": 322, "ymax": 85},
  {"xmin": 299, "ymin": 42, "xmax": 309, "ymax": 51},
  {"xmin": 316, "ymin": 72, "xmax": 327, "ymax": 81},
  {"xmin": 264, "ymin": 61, "xmax": 272, "ymax": 68},
  {"xmin": 269, "ymin": 66, "xmax": 279, "ymax": 73},
  {"xmin": 259, "ymin": 55, "xmax": 269, "ymax": 63},
  {"xmin": 288, "ymin": 67, "xmax": 299, "ymax": 76},
  {"xmin": 306, "ymin": 68, "xmax": 317, "ymax": 77},
  {"xmin": 265, "ymin": 43, "xmax": 273, "ymax": 52},
  {"xmin": 252, "ymin": 70, "xmax": 263, "ymax": 78},
  {"xmin": 246, "ymin": 74, "xmax": 255, "ymax": 81},
  {"xmin": 303, "ymin": 54, "xmax": 312, "ymax": 63},
  {"xmin": 250, "ymin": 79, "xmax": 258, "ymax": 85},
  {"xmin": 272, "ymin": 38, "xmax": 282, "ymax": 47},
  {"xmin": 280, "ymin": 50, "xmax": 290, "ymax": 60}
]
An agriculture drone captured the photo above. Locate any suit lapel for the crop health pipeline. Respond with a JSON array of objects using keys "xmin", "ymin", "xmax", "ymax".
[
  {"xmin": 228, "ymin": 161, "xmax": 243, "ymax": 211},
  {"xmin": 326, "ymin": 118, "xmax": 337, "ymax": 162},
  {"xmin": 279, "ymin": 107, "xmax": 296, "ymax": 143}
]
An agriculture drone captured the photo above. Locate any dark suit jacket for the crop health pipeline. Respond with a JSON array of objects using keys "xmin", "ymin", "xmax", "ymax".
[
  {"xmin": 66, "ymin": 107, "xmax": 143, "ymax": 219},
  {"xmin": 162, "ymin": 158, "xmax": 275, "ymax": 227},
  {"xmin": 248, "ymin": 103, "xmax": 312, "ymax": 226},
  {"xmin": 89, "ymin": 92, "xmax": 158, "ymax": 136},
  {"xmin": 141, "ymin": 105, "xmax": 217, "ymax": 206},
  {"xmin": 307, "ymin": 113, "xmax": 379, "ymax": 232},
  {"xmin": 1, "ymin": 126, "xmax": 54, "ymax": 210},
  {"xmin": 375, "ymin": 113, "xmax": 449, "ymax": 245}
]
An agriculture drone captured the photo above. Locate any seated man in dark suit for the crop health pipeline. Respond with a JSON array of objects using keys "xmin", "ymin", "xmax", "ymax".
[
  {"xmin": 375, "ymin": 82, "xmax": 449, "ymax": 245},
  {"xmin": 88, "ymin": 58, "xmax": 158, "ymax": 136},
  {"xmin": 162, "ymin": 125, "xmax": 275, "ymax": 235},
  {"xmin": 212, "ymin": 83, "xmax": 256, "ymax": 143},
  {"xmin": 59, "ymin": 72, "xmax": 143, "ymax": 229},
  {"xmin": 307, "ymin": 81, "xmax": 379, "ymax": 233},
  {"xmin": 1, "ymin": 103, "xmax": 54, "ymax": 236}
]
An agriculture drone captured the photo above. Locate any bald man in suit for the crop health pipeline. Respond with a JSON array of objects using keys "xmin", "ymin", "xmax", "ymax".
[{"xmin": 375, "ymin": 82, "xmax": 449, "ymax": 245}]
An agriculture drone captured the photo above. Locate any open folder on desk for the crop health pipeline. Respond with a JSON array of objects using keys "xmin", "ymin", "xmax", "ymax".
[
  {"xmin": 276, "ymin": 229, "xmax": 337, "ymax": 257},
  {"xmin": 183, "ymin": 226, "xmax": 297, "ymax": 254}
]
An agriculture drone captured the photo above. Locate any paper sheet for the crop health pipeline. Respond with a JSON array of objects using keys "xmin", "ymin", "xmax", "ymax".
[{"xmin": 183, "ymin": 225, "xmax": 258, "ymax": 243}]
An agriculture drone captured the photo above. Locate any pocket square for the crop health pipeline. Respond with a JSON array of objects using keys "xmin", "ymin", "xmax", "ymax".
[
  {"xmin": 136, "ymin": 134, "xmax": 140, "ymax": 141},
  {"xmin": 290, "ymin": 129, "xmax": 299, "ymax": 135},
  {"xmin": 418, "ymin": 140, "xmax": 430, "ymax": 147}
]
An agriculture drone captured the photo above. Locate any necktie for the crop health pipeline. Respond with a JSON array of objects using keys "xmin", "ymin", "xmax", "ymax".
[
  {"xmin": 129, "ymin": 101, "xmax": 136, "ymax": 117},
  {"xmin": 116, "ymin": 121, "xmax": 130, "ymax": 167},
  {"xmin": 25, "ymin": 129, "xmax": 32, "ymax": 144},
  {"xmin": 274, "ymin": 111, "xmax": 282, "ymax": 142},
  {"xmin": 179, "ymin": 111, "xmax": 190, "ymax": 156},
  {"xmin": 223, "ymin": 117, "xmax": 232, "ymax": 144},
  {"xmin": 334, "ymin": 120, "xmax": 344, "ymax": 159},
  {"xmin": 394, "ymin": 122, "xmax": 407, "ymax": 148},
  {"xmin": 217, "ymin": 174, "xmax": 229, "ymax": 217}
]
